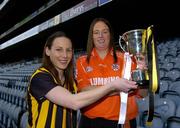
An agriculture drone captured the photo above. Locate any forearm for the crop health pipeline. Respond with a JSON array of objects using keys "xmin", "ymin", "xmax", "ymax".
[
  {"xmin": 46, "ymin": 78, "xmax": 137, "ymax": 110},
  {"xmin": 80, "ymin": 85, "xmax": 118, "ymax": 96},
  {"xmin": 72, "ymin": 85, "xmax": 113, "ymax": 110},
  {"xmin": 46, "ymin": 85, "xmax": 114, "ymax": 111}
]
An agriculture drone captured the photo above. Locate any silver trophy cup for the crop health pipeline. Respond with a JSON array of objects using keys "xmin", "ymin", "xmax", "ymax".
[{"xmin": 119, "ymin": 29, "xmax": 149, "ymax": 88}]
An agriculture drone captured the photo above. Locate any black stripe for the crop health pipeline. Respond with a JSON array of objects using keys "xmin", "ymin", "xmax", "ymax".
[
  {"xmin": 66, "ymin": 109, "xmax": 72, "ymax": 128},
  {"xmin": 147, "ymin": 91, "xmax": 154, "ymax": 122},
  {"xmin": 72, "ymin": 110, "xmax": 77, "ymax": 128},
  {"xmin": 146, "ymin": 27, "xmax": 156, "ymax": 123},
  {"xmin": 146, "ymin": 28, "xmax": 153, "ymax": 123},
  {"xmin": 45, "ymin": 102, "xmax": 53, "ymax": 128},
  {"xmin": 55, "ymin": 106, "xmax": 63, "ymax": 128},
  {"xmin": 35, "ymin": 100, "xmax": 43, "ymax": 127},
  {"xmin": 27, "ymin": 93, "xmax": 33, "ymax": 126}
]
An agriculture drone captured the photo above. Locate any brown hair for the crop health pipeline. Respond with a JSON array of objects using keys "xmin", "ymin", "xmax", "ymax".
[
  {"xmin": 42, "ymin": 31, "xmax": 74, "ymax": 92},
  {"xmin": 86, "ymin": 18, "xmax": 117, "ymax": 63}
]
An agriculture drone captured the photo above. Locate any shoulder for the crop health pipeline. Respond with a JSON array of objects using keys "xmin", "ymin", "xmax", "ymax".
[
  {"xmin": 77, "ymin": 55, "xmax": 87, "ymax": 60},
  {"xmin": 76, "ymin": 55, "xmax": 87, "ymax": 63},
  {"xmin": 116, "ymin": 50, "xmax": 124, "ymax": 59},
  {"xmin": 31, "ymin": 68, "xmax": 52, "ymax": 81}
]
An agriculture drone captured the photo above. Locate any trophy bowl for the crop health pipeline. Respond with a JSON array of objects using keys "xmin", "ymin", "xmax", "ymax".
[{"xmin": 119, "ymin": 29, "xmax": 149, "ymax": 88}]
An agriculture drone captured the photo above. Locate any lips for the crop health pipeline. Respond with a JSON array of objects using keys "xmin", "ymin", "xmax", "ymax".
[
  {"xmin": 97, "ymin": 39, "xmax": 105, "ymax": 43},
  {"xmin": 59, "ymin": 60, "xmax": 68, "ymax": 65}
]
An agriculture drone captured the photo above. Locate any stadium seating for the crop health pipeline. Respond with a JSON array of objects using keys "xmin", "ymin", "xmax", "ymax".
[
  {"xmin": 136, "ymin": 38, "xmax": 180, "ymax": 128},
  {"xmin": 0, "ymin": 58, "xmax": 41, "ymax": 128},
  {"xmin": 0, "ymin": 39, "xmax": 180, "ymax": 127},
  {"xmin": 167, "ymin": 105, "xmax": 180, "ymax": 128}
]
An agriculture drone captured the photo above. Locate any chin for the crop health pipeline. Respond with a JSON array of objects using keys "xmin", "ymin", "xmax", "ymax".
[
  {"xmin": 60, "ymin": 65, "xmax": 68, "ymax": 69},
  {"xmin": 59, "ymin": 67, "xmax": 67, "ymax": 70}
]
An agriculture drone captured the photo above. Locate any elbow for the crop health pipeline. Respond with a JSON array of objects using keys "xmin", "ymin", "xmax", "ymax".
[
  {"xmin": 68, "ymin": 94, "xmax": 87, "ymax": 110},
  {"xmin": 72, "ymin": 106, "xmax": 79, "ymax": 111},
  {"xmin": 70, "ymin": 101, "xmax": 82, "ymax": 110},
  {"xmin": 72, "ymin": 102, "xmax": 81, "ymax": 111}
]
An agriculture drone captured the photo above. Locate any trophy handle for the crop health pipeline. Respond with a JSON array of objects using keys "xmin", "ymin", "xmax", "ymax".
[{"xmin": 119, "ymin": 35, "xmax": 126, "ymax": 52}]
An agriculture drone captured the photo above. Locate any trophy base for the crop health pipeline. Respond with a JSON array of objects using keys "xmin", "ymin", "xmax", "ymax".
[
  {"xmin": 136, "ymin": 80, "xmax": 149, "ymax": 89},
  {"xmin": 132, "ymin": 69, "xmax": 149, "ymax": 88}
]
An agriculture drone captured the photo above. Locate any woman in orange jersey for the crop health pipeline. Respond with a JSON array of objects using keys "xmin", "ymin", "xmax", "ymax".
[
  {"xmin": 27, "ymin": 31, "xmax": 137, "ymax": 128},
  {"xmin": 76, "ymin": 18, "xmax": 147, "ymax": 128}
]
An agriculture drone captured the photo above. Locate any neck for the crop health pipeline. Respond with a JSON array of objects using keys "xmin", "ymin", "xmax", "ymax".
[
  {"xmin": 96, "ymin": 48, "xmax": 109, "ymax": 59},
  {"xmin": 56, "ymin": 68, "xmax": 65, "ymax": 85}
]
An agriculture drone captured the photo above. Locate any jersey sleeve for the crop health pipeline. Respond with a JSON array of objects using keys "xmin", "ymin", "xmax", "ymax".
[
  {"xmin": 75, "ymin": 57, "xmax": 91, "ymax": 91},
  {"xmin": 29, "ymin": 72, "xmax": 57, "ymax": 100}
]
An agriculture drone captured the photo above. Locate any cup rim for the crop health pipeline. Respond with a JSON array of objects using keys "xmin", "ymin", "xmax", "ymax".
[{"xmin": 122, "ymin": 29, "xmax": 146, "ymax": 37}]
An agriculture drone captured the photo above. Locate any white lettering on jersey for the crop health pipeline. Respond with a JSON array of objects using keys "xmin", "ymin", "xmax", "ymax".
[{"xmin": 90, "ymin": 76, "xmax": 120, "ymax": 85}]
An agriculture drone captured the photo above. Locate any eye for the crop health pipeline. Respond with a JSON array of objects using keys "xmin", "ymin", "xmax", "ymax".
[
  {"xmin": 56, "ymin": 48, "xmax": 63, "ymax": 51},
  {"xmin": 93, "ymin": 31, "xmax": 99, "ymax": 35},
  {"xmin": 103, "ymin": 30, "xmax": 109, "ymax": 34},
  {"xmin": 66, "ymin": 48, "xmax": 72, "ymax": 53}
]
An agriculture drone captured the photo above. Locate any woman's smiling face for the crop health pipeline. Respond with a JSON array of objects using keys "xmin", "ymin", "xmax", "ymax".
[
  {"xmin": 45, "ymin": 37, "xmax": 73, "ymax": 71},
  {"xmin": 93, "ymin": 21, "xmax": 110, "ymax": 52}
]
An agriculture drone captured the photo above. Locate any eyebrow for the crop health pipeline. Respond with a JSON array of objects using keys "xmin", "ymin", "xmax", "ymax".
[{"xmin": 93, "ymin": 28, "xmax": 109, "ymax": 31}]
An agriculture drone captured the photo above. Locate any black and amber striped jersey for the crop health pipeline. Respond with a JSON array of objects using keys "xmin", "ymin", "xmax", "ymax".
[{"xmin": 27, "ymin": 67, "xmax": 77, "ymax": 128}]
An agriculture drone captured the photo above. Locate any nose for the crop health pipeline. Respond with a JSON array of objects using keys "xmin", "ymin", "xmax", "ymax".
[
  {"xmin": 98, "ymin": 32, "xmax": 103, "ymax": 37},
  {"xmin": 62, "ymin": 50, "xmax": 68, "ymax": 58}
]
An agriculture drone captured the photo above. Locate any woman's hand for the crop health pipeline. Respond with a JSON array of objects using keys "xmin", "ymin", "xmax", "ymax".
[{"xmin": 107, "ymin": 78, "xmax": 138, "ymax": 93}]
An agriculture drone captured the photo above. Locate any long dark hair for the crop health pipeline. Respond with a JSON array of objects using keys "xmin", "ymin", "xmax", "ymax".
[
  {"xmin": 42, "ymin": 31, "xmax": 74, "ymax": 92},
  {"xmin": 86, "ymin": 18, "xmax": 117, "ymax": 63}
]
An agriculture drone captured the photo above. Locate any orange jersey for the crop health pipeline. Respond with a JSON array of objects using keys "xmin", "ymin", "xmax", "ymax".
[{"xmin": 76, "ymin": 48, "xmax": 139, "ymax": 121}]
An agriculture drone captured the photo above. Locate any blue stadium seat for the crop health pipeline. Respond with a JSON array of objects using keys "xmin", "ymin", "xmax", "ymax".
[
  {"xmin": 138, "ymin": 97, "xmax": 176, "ymax": 128},
  {"xmin": 167, "ymin": 105, "xmax": 180, "ymax": 128},
  {"xmin": 161, "ymin": 90, "xmax": 180, "ymax": 106},
  {"xmin": 169, "ymin": 81, "xmax": 180, "ymax": 93},
  {"xmin": 136, "ymin": 96, "xmax": 149, "ymax": 127},
  {"xmin": 161, "ymin": 63, "xmax": 174, "ymax": 72},
  {"xmin": 166, "ymin": 68, "xmax": 180, "ymax": 81},
  {"xmin": 20, "ymin": 111, "xmax": 28, "ymax": 128},
  {"xmin": 159, "ymin": 80, "xmax": 169, "ymax": 96}
]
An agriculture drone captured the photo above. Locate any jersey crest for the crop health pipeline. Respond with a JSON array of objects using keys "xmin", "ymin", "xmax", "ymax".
[
  {"xmin": 85, "ymin": 66, "xmax": 93, "ymax": 72},
  {"xmin": 112, "ymin": 64, "xmax": 120, "ymax": 71}
]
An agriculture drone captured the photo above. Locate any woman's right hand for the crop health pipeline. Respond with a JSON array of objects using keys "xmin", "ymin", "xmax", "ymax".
[{"xmin": 108, "ymin": 78, "xmax": 137, "ymax": 93}]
